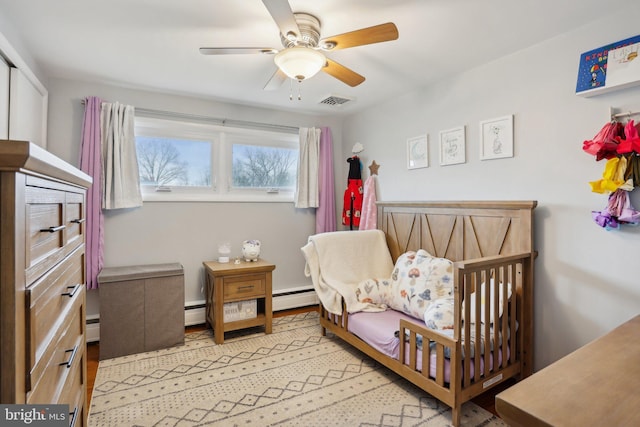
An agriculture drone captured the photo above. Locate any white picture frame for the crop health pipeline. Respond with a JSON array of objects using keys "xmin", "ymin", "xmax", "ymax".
[
  {"xmin": 479, "ymin": 115, "xmax": 513, "ymax": 160},
  {"xmin": 407, "ymin": 134, "xmax": 428, "ymax": 169},
  {"xmin": 439, "ymin": 126, "xmax": 466, "ymax": 166}
]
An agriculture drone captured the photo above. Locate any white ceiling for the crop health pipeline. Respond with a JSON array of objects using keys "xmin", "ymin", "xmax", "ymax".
[{"xmin": 0, "ymin": 0, "xmax": 633, "ymax": 115}]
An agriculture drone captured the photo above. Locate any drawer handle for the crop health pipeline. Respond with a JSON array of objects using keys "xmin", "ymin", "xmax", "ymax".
[
  {"xmin": 69, "ymin": 407, "xmax": 78, "ymax": 427},
  {"xmin": 70, "ymin": 218, "xmax": 86, "ymax": 224},
  {"xmin": 40, "ymin": 225, "xmax": 66, "ymax": 233},
  {"xmin": 236, "ymin": 285, "xmax": 254, "ymax": 292},
  {"xmin": 60, "ymin": 345, "xmax": 78, "ymax": 368},
  {"xmin": 62, "ymin": 284, "xmax": 81, "ymax": 298}
]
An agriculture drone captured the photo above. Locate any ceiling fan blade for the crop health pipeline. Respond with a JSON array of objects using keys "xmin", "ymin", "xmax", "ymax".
[
  {"xmin": 262, "ymin": 0, "xmax": 300, "ymax": 40},
  {"xmin": 263, "ymin": 68, "xmax": 288, "ymax": 90},
  {"xmin": 323, "ymin": 58, "xmax": 365, "ymax": 87},
  {"xmin": 200, "ymin": 47, "xmax": 278, "ymax": 55},
  {"xmin": 320, "ymin": 23, "xmax": 399, "ymax": 51}
]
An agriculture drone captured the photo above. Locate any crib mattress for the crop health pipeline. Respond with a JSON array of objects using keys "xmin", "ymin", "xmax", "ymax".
[{"xmin": 347, "ymin": 310, "xmax": 504, "ymax": 383}]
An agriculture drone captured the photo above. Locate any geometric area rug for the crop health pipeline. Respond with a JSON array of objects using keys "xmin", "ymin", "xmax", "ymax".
[{"xmin": 88, "ymin": 311, "xmax": 506, "ymax": 426}]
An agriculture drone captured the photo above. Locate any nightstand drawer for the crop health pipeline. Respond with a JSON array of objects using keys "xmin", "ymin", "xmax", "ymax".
[{"xmin": 224, "ymin": 274, "xmax": 265, "ymax": 300}]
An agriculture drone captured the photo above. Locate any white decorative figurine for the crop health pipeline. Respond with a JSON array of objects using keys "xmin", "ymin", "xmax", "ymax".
[
  {"xmin": 217, "ymin": 242, "xmax": 231, "ymax": 263},
  {"xmin": 241, "ymin": 240, "xmax": 261, "ymax": 262}
]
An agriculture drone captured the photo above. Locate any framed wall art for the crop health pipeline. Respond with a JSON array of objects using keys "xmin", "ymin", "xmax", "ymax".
[
  {"xmin": 407, "ymin": 134, "xmax": 428, "ymax": 169},
  {"xmin": 575, "ymin": 34, "xmax": 640, "ymax": 97},
  {"xmin": 479, "ymin": 115, "xmax": 513, "ymax": 160},
  {"xmin": 439, "ymin": 126, "xmax": 466, "ymax": 166}
]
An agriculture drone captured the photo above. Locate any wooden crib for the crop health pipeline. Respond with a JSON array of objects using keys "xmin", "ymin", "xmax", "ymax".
[{"xmin": 319, "ymin": 201, "xmax": 537, "ymax": 427}]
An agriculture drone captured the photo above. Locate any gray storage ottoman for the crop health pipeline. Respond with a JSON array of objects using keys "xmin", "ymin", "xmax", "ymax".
[{"xmin": 98, "ymin": 263, "xmax": 185, "ymax": 360}]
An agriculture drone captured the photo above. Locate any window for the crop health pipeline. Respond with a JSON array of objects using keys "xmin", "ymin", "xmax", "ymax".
[
  {"xmin": 137, "ymin": 136, "xmax": 212, "ymax": 187},
  {"xmin": 134, "ymin": 116, "xmax": 298, "ymax": 202}
]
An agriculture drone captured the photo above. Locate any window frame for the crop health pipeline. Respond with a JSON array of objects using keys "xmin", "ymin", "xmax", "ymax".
[{"xmin": 134, "ymin": 116, "xmax": 299, "ymax": 203}]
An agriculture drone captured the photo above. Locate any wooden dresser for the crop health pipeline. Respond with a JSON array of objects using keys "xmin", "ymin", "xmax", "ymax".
[
  {"xmin": 496, "ymin": 314, "xmax": 640, "ymax": 427},
  {"xmin": 0, "ymin": 140, "xmax": 92, "ymax": 426}
]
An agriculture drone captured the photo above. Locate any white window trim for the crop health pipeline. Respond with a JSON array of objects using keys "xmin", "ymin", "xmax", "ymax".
[{"xmin": 135, "ymin": 117, "xmax": 298, "ymax": 203}]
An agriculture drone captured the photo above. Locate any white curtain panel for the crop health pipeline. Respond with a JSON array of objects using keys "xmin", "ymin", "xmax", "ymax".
[
  {"xmin": 101, "ymin": 102, "xmax": 143, "ymax": 210},
  {"xmin": 295, "ymin": 127, "xmax": 321, "ymax": 208}
]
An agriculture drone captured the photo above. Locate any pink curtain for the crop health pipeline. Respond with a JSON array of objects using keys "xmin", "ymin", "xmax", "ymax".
[
  {"xmin": 79, "ymin": 96, "xmax": 104, "ymax": 289},
  {"xmin": 316, "ymin": 126, "xmax": 336, "ymax": 233}
]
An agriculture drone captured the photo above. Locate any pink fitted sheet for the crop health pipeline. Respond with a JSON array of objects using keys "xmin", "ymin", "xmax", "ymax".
[{"xmin": 347, "ymin": 310, "xmax": 504, "ymax": 383}]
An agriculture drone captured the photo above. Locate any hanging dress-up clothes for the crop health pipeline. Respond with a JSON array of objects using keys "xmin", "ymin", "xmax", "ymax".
[{"xmin": 342, "ymin": 156, "xmax": 363, "ymax": 229}]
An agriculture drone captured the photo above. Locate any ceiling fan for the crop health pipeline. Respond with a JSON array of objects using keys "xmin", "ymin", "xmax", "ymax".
[{"xmin": 199, "ymin": 0, "xmax": 399, "ymax": 90}]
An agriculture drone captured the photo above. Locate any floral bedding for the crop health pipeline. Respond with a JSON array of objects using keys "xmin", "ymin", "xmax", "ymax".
[{"xmin": 354, "ymin": 249, "xmax": 454, "ymax": 320}]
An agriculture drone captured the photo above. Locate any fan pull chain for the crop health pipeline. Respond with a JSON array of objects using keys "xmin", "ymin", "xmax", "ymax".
[{"xmin": 288, "ymin": 79, "xmax": 303, "ymax": 101}]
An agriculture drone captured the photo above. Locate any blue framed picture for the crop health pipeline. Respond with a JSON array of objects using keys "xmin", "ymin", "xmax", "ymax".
[{"xmin": 576, "ymin": 34, "xmax": 640, "ymax": 95}]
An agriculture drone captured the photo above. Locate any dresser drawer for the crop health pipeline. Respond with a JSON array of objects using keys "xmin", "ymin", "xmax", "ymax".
[
  {"xmin": 26, "ymin": 185, "xmax": 65, "ymax": 270},
  {"xmin": 57, "ymin": 350, "xmax": 86, "ymax": 423},
  {"xmin": 223, "ymin": 274, "xmax": 265, "ymax": 300},
  {"xmin": 65, "ymin": 191, "xmax": 86, "ymax": 249},
  {"xmin": 26, "ymin": 246, "xmax": 84, "ymax": 370},
  {"xmin": 27, "ymin": 280, "xmax": 85, "ymax": 399},
  {"xmin": 67, "ymin": 384, "xmax": 86, "ymax": 427},
  {"xmin": 25, "ymin": 182, "xmax": 86, "ymax": 285}
]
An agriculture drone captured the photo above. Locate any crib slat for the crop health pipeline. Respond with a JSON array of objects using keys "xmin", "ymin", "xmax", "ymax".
[
  {"xmin": 461, "ymin": 273, "xmax": 475, "ymax": 387},
  {"xmin": 509, "ymin": 264, "xmax": 517, "ymax": 365},
  {"xmin": 496, "ymin": 265, "xmax": 506, "ymax": 369},
  {"xmin": 436, "ymin": 343, "xmax": 445, "ymax": 385},
  {"xmin": 483, "ymin": 268, "xmax": 492, "ymax": 376},
  {"xmin": 422, "ymin": 339, "xmax": 430, "ymax": 380},
  {"xmin": 474, "ymin": 271, "xmax": 482, "ymax": 382},
  {"xmin": 409, "ymin": 331, "xmax": 418, "ymax": 369},
  {"xmin": 492, "ymin": 266, "xmax": 501, "ymax": 369},
  {"xmin": 399, "ymin": 325, "xmax": 406, "ymax": 367},
  {"xmin": 463, "ymin": 273, "xmax": 472, "ymax": 388}
]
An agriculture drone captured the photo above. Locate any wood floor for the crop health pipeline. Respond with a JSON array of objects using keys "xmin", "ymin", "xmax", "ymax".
[{"xmin": 86, "ymin": 306, "xmax": 507, "ymax": 419}]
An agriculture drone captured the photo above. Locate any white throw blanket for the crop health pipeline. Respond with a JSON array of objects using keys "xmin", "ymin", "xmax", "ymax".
[{"xmin": 301, "ymin": 230, "xmax": 394, "ymax": 314}]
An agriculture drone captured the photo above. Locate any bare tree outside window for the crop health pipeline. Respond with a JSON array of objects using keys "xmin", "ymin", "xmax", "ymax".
[
  {"xmin": 134, "ymin": 116, "xmax": 298, "ymax": 200},
  {"xmin": 232, "ymin": 144, "xmax": 296, "ymax": 188},
  {"xmin": 136, "ymin": 136, "xmax": 211, "ymax": 186}
]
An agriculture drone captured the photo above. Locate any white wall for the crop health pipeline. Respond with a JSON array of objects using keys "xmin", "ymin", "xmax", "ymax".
[
  {"xmin": 46, "ymin": 78, "xmax": 344, "ymax": 318},
  {"xmin": 7, "ymin": 5, "xmax": 640, "ymax": 370},
  {"xmin": 342, "ymin": 8, "xmax": 640, "ymax": 370}
]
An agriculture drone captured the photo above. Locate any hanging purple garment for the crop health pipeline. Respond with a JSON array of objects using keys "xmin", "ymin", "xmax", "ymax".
[{"xmin": 79, "ymin": 96, "xmax": 104, "ymax": 289}]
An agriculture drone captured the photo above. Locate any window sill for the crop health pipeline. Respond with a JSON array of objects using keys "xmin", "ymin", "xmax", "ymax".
[{"xmin": 141, "ymin": 192, "xmax": 295, "ymax": 203}]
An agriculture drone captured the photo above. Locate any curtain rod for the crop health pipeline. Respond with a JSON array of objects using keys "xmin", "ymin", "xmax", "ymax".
[
  {"xmin": 80, "ymin": 99, "xmax": 299, "ymax": 134},
  {"xmin": 611, "ymin": 110, "xmax": 640, "ymax": 120}
]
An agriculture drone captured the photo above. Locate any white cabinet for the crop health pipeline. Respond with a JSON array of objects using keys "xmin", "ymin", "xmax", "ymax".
[
  {"xmin": 1, "ymin": 30, "xmax": 48, "ymax": 148},
  {"xmin": 9, "ymin": 67, "xmax": 48, "ymax": 148},
  {"xmin": 0, "ymin": 56, "xmax": 8, "ymax": 139}
]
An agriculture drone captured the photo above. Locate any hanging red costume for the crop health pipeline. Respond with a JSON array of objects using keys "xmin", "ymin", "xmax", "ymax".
[{"xmin": 342, "ymin": 156, "xmax": 363, "ymax": 229}]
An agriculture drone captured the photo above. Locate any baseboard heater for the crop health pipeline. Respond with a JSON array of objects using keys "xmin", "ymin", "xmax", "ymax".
[{"xmin": 86, "ymin": 287, "xmax": 318, "ymax": 343}]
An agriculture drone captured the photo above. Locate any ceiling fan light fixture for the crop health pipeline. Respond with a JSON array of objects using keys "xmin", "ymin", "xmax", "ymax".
[{"xmin": 274, "ymin": 47, "xmax": 326, "ymax": 81}]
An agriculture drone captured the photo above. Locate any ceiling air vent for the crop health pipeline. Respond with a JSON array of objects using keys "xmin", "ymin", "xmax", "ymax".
[{"xmin": 319, "ymin": 94, "xmax": 354, "ymax": 107}]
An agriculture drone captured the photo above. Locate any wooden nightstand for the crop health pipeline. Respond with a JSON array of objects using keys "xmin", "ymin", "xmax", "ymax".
[{"xmin": 203, "ymin": 259, "xmax": 275, "ymax": 344}]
